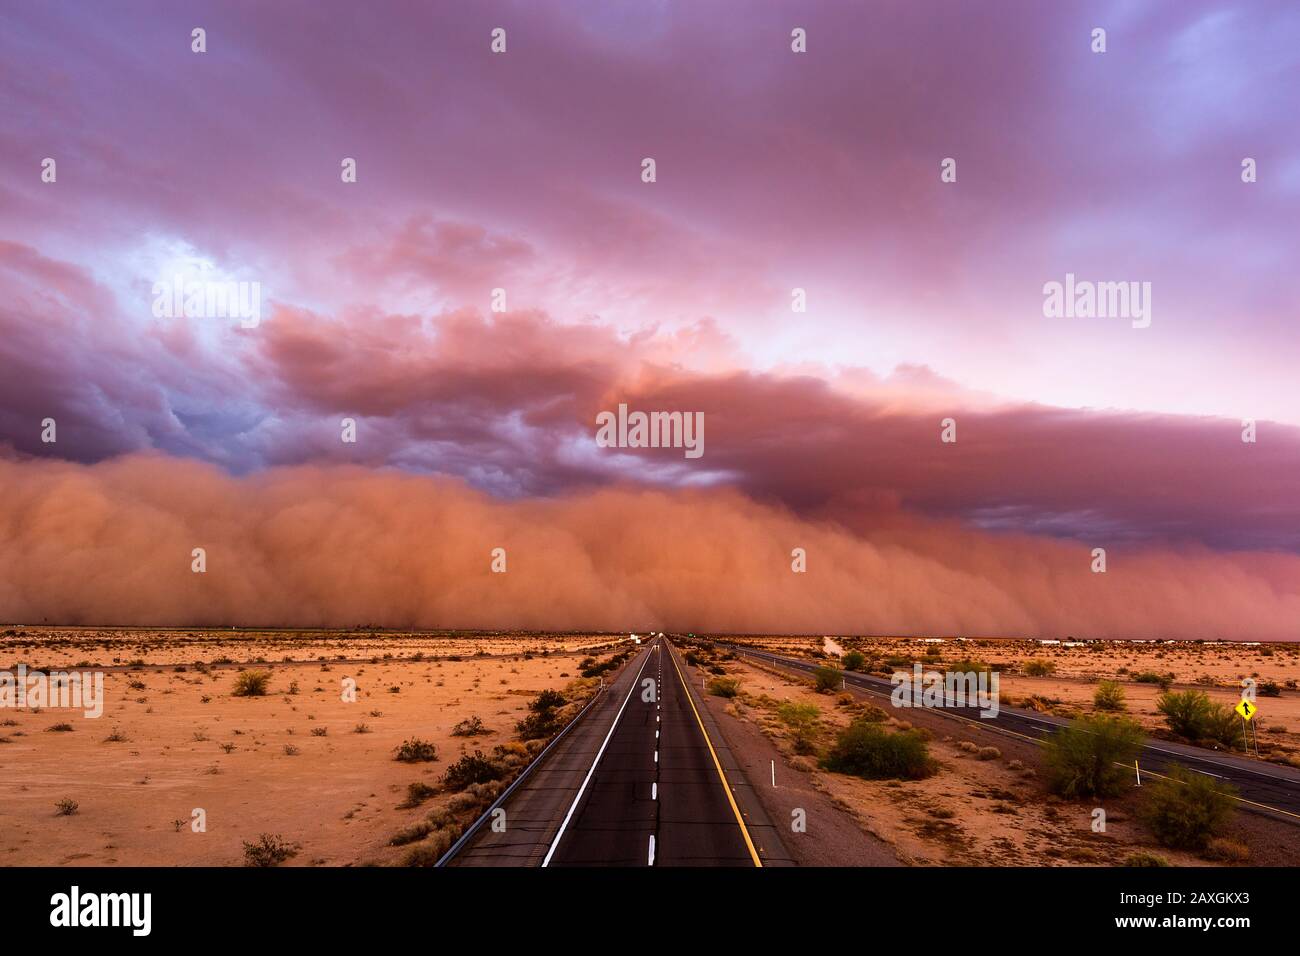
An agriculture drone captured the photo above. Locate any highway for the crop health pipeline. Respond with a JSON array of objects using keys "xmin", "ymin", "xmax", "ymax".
[
  {"xmin": 448, "ymin": 637, "xmax": 785, "ymax": 866},
  {"xmin": 733, "ymin": 645, "xmax": 1300, "ymax": 823}
]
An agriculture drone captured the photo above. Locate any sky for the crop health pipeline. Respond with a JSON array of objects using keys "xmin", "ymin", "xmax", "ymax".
[{"xmin": 1, "ymin": 1, "xmax": 1298, "ymax": 637}]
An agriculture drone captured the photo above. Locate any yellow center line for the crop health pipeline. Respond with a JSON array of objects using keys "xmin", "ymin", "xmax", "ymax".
[{"xmin": 668, "ymin": 643, "xmax": 763, "ymax": 867}]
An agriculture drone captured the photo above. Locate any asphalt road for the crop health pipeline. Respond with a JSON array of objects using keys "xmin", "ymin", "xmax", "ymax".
[
  {"xmin": 452, "ymin": 638, "xmax": 770, "ymax": 866},
  {"xmin": 447, "ymin": 643, "xmax": 657, "ymax": 865},
  {"xmin": 735, "ymin": 646, "xmax": 1300, "ymax": 823},
  {"xmin": 548, "ymin": 639, "xmax": 758, "ymax": 866}
]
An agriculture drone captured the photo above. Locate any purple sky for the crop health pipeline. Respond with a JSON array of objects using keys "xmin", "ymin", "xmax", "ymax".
[{"xmin": 1, "ymin": 1, "xmax": 1299, "ymax": 634}]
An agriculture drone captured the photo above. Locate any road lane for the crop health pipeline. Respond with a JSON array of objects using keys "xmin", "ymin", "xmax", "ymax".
[{"xmin": 448, "ymin": 644, "xmax": 654, "ymax": 866}]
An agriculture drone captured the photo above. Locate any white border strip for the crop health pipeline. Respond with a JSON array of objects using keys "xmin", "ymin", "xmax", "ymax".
[{"xmin": 541, "ymin": 649, "xmax": 652, "ymax": 867}]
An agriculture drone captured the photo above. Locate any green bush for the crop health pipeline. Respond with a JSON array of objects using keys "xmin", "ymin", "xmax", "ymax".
[
  {"xmin": 1023, "ymin": 659, "xmax": 1057, "ymax": 677},
  {"xmin": 1093, "ymin": 680, "xmax": 1126, "ymax": 712},
  {"xmin": 1201, "ymin": 705, "xmax": 1246, "ymax": 749},
  {"xmin": 1122, "ymin": 852, "xmax": 1169, "ymax": 867},
  {"xmin": 706, "ymin": 676, "xmax": 740, "ymax": 698},
  {"xmin": 820, "ymin": 719, "xmax": 936, "ymax": 780},
  {"xmin": 1156, "ymin": 690, "xmax": 1243, "ymax": 748},
  {"xmin": 841, "ymin": 651, "xmax": 866, "ymax": 672},
  {"xmin": 812, "ymin": 666, "xmax": 842, "ymax": 693},
  {"xmin": 1134, "ymin": 671, "xmax": 1174, "ymax": 690},
  {"xmin": 231, "ymin": 669, "xmax": 271, "ymax": 697},
  {"xmin": 1140, "ymin": 764, "xmax": 1236, "ymax": 851},
  {"xmin": 776, "ymin": 701, "xmax": 820, "ymax": 754},
  {"xmin": 1043, "ymin": 714, "xmax": 1144, "ymax": 799}
]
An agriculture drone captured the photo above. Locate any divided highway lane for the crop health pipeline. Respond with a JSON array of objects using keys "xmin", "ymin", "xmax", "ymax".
[
  {"xmin": 735, "ymin": 646, "xmax": 1300, "ymax": 822},
  {"xmin": 448, "ymin": 643, "xmax": 656, "ymax": 866},
  {"xmin": 546, "ymin": 639, "xmax": 761, "ymax": 866},
  {"xmin": 452, "ymin": 638, "xmax": 770, "ymax": 866}
]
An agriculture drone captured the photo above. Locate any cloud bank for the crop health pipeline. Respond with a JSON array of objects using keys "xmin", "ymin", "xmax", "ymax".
[{"xmin": 2, "ymin": 455, "xmax": 1296, "ymax": 639}]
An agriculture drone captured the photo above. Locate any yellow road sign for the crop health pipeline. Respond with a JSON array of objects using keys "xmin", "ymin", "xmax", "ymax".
[{"xmin": 1235, "ymin": 698, "xmax": 1258, "ymax": 721}]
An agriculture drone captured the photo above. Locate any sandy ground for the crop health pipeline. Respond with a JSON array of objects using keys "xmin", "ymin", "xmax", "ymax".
[
  {"xmin": 2, "ymin": 626, "xmax": 623, "ymax": 669},
  {"xmin": 1, "ymin": 630, "xmax": 626, "ymax": 866},
  {"xmin": 692, "ymin": 645, "xmax": 1300, "ymax": 867},
  {"xmin": 719, "ymin": 634, "xmax": 1300, "ymax": 768},
  {"xmin": 683, "ymin": 657, "xmax": 901, "ymax": 866}
]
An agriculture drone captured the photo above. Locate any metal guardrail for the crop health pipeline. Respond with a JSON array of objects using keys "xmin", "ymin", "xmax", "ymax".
[{"xmin": 433, "ymin": 681, "xmax": 609, "ymax": 867}]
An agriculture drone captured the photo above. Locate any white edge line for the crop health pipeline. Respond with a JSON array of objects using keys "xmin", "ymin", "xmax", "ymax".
[{"xmin": 541, "ymin": 650, "xmax": 651, "ymax": 867}]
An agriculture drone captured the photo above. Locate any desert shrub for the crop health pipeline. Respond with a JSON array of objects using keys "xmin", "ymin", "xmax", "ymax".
[
  {"xmin": 1157, "ymin": 690, "xmax": 1242, "ymax": 748},
  {"xmin": 1156, "ymin": 689, "xmax": 1211, "ymax": 737},
  {"xmin": 812, "ymin": 666, "xmax": 842, "ymax": 693},
  {"xmin": 393, "ymin": 738, "xmax": 438, "ymax": 763},
  {"xmin": 976, "ymin": 746, "xmax": 1001, "ymax": 761},
  {"xmin": 948, "ymin": 659, "xmax": 992, "ymax": 676},
  {"xmin": 1023, "ymin": 659, "xmax": 1056, "ymax": 677},
  {"xmin": 820, "ymin": 719, "xmax": 936, "ymax": 780},
  {"xmin": 231, "ymin": 670, "xmax": 271, "ymax": 697},
  {"xmin": 707, "ymin": 677, "xmax": 740, "ymax": 698},
  {"xmin": 400, "ymin": 830, "xmax": 453, "ymax": 866},
  {"xmin": 1140, "ymin": 764, "xmax": 1236, "ymax": 851},
  {"xmin": 1123, "ymin": 852, "xmax": 1169, "ymax": 867},
  {"xmin": 1133, "ymin": 670, "xmax": 1174, "ymax": 689},
  {"xmin": 1201, "ymin": 705, "xmax": 1245, "ymax": 749},
  {"xmin": 1257, "ymin": 681, "xmax": 1281, "ymax": 698},
  {"xmin": 451, "ymin": 715, "xmax": 488, "ymax": 737},
  {"xmin": 1203, "ymin": 836, "xmax": 1250, "ymax": 863},
  {"xmin": 46, "ymin": 722, "xmax": 74, "ymax": 733},
  {"xmin": 581, "ymin": 653, "xmax": 629, "ymax": 678},
  {"xmin": 516, "ymin": 710, "xmax": 563, "ymax": 740},
  {"xmin": 242, "ymin": 833, "xmax": 297, "ymax": 867},
  {"xmin": 55, "ymin": 798, "xmax": 79, "ymax": 816},
  {"xmin": 841, "ymin": 651, "xmax": 866, "ymax": 672},
  {"xmin": 389, "ymin": 820, "xmax": 433, "ymax": 845},
  {"xmin": 1093, "ymin": 680, "xmax": 1126, "ymax": 712},
  {"xmin": 1042, "ymin": 714, "xmax": 1144, "ymax": 799},
  {"xmin": 530, "ymin": 689, "xmax": 566, "ymax": 712},
  {"xmin": 442, "ymin": 750, "xmax": 504, "ymax": 791},
  {"xmin": 516, "ymin": 689, "xmax": 569, "ymax": 740},
  {"xmin": 776, "ymin": 702, "xmax": 820, "ymax": 754}
]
